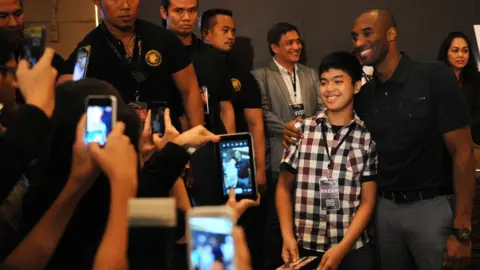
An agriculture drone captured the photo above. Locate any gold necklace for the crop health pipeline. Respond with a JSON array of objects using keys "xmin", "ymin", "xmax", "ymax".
[{"xmin": 125, "ymin": 35, "xmax": 135, "ymax": 56}]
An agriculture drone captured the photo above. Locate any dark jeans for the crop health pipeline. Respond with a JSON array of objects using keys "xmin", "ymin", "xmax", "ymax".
[
  {"xmin": 298, "ymin": 243, "xmax": 374, "ymax": 270},
  {"xmin": 262, "ymin": 171, "xmax": 284, "ymax": 270}
]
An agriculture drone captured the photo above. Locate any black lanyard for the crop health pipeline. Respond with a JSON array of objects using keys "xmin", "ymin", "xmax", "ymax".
[
  {"xmin": 321, "ymin": 123, "xmax": 355, "ymax": 163},
  {"xmin": 290, "ymin": 68, "xmax": 297, "ymax": 98}
]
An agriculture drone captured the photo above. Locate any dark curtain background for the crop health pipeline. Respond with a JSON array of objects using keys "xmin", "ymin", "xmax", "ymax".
[{"xmin": 139, "ymin": 0, "xmax": 480, "ymax": 70}]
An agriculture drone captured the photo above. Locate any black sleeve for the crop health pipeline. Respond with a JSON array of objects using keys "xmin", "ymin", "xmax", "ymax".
[
  {"xmin": 219, "ymin": 70, "xmax": 235, "ymax": 101},
  {"xmin": 279, "ymin": 162, "xmax": 297, "ymax": 175},
  {"xmin": 138, "ymin": 142, "xmax": 189, "ymax": 197},
  {"xmin": 164, "ymin": 30, "xmax": 191, "ymax": 75},
  {"xmin": 52, "ymin": 53, "xmax": 67, "ymax": 76},
  {"xmin": 431, "ymin": 64, "xmax": 470, "ymax": 134},
  {"xmin": 0, "ymin": 105, "xmax": 50, "ymax": 204},
  {"xmin": 241, "ymin": 72, "xmax": 262, "ymax": 109}
]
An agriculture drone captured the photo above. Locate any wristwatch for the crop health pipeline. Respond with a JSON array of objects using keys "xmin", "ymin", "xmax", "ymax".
[{"xmin": 450, "ymin": 227, "xmax": 472, "ymax": 243}]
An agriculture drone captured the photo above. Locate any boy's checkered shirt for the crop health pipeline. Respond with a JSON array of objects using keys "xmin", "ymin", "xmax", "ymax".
[{"xmin": 280, "ymin": 109, "xmax": 377, "ymax": 252}]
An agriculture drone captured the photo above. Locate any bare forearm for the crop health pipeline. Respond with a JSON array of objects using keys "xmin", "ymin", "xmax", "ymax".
[
  {"xmin": 452, "ymin": 151, "xmax": 476, "ymax": 228},
  {"xmin": 170, "ymin": 177, "xmax": 192, "ymax": 212},
  {"xmin": 94, "ymin": 186, "xmax": 132, "ymax": 270},
  {"xmin": 246, "ymin": 113, "xmax": 266, "ymax": 188},
  {"xmin": 338, "ymin": 201, "xmax": 375, "ymax": 251},
  {"xmin": 277, "ymin": 179, "xmax": 294, "ymax": 239},
  {"xmin": 5, "ymin": 179, "xmax": 85, "ymax": 270},
  {"xmin": 183, "ymin": 89, "xmax": 204, "ymax": 128},
  {"xmin": 220, "ymin": 102, "xmax": 236, "ymax": 134}
]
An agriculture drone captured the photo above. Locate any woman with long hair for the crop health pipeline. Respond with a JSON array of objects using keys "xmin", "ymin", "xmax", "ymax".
[{"xmin": 438, "ymin": 31, "xmax": 480, "ymax": 144}]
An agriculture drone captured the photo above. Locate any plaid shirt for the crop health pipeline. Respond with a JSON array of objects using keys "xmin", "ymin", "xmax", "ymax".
[{"xmin": 281, "ymin": 109, "xmax": 377, "ymax": 252}]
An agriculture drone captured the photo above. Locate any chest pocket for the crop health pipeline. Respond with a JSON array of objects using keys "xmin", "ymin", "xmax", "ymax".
[
  {"xmin": 398, "ymin": 97, "xmax": 431, "ymax": 142},
  {"xmin": 346, "ymin": 148, "xmax": 367, "ymax": 174}
]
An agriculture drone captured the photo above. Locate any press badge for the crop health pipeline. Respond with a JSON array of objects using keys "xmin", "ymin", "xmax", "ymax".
[
  {"xmin": 200, "ymin": 86, "xmax": 210, "ymax": 114},
  {"xmin": 291, "ymin": 104, "xmax": 305, "ymax": 118},
  {"xmin": 319, "ymin": 178, "xmax": 340, "ymax": 211}
]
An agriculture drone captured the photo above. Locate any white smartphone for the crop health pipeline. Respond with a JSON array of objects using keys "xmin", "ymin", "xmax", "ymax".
[
  {"xmin": 187, "ymin": 206, "xmax": 236, "ymax": 270},
  {"xmin": 72, "ymin": 45, "xmax": 91, "ymax": 81},
  {"xmin": 85, "ymin": 95, "xmax": 117, "ymax": 146}
]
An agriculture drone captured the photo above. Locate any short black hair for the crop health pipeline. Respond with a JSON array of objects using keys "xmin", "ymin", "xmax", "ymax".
[
  {"xmin": 0, "ymin": 30, "xmax": 16, "ymax": 65},
  {"xmin": 200, "ymin": 8, "xmax": 233, "ymax": 33},
  {"xmin": 318, "ymin": 51, "xmax": 363, "ymax": 83},
  {"xmin": 160, "ymin": 0, "xmax": 199, "ymax": 10},
  {"xmin": 267, "ymin": 22, "xmax": 299, "ymax": 56},
  {"xmin": 437, "ymin": 31, "xmax": 479, "ymax": 83}
]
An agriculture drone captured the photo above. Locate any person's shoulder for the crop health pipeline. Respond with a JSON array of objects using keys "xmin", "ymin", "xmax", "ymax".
[
  {"xmin": 78, "ymin": 25, "xmax": 103, "ymax": 45},
  {"xmin": 297, "ymin": 63, "xmax": 316, "ymax": 73},
  {"xmin": 251, "ymin": 66, "xmax": 269, "ymax": 79},
  {"xmin": 136, "ymin": 19, "xmax": 178, "ymax": 42}
]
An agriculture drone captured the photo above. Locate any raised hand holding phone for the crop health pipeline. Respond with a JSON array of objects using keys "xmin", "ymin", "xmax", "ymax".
[
  {"xmin": 15, "ymin": 47, "xmax": 57, "ymax": 117},
  {"xmin": 89, "ymin": 122, "xmax": 138, "ymax": 195}
]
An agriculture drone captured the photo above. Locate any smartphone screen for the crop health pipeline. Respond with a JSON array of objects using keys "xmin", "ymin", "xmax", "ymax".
[
  {"xmin": 150, "ymin": 102, "xmax": 167, "ymax": 136},
  {"xmin": 20, "ymin": 26, "xmax": 46, "ymax": 67},
  {"xmin": 72, "ymin": 46, "xmax": 90, "ymax": 81},
  {"xmin": 189, "ymin": 216, "xmax": 234, "ymax": 270},
  {"xmin": 219, "ymin": 138, "xmax": 255, "ymax": 197},
  {"xmin": 85, "ymin": 96, "xmax": 116, "ymax": 146}
]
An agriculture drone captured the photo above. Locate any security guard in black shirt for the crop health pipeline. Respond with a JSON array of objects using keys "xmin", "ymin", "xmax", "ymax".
[
  {"xmin": 63, "ymin": 0, "xmax": 204, "ymax": 130},
  {"xmin": 200, "ymin": 8, "xmax": 267, "ymax": 269}
]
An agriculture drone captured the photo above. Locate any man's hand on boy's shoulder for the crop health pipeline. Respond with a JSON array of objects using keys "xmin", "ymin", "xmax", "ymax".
[{"xmin": 283, "ymin": 117, "xmax": 303, "ymax": 150}]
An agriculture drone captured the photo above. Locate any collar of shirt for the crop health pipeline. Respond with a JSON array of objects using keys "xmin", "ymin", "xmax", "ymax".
[
  {"xmin": 273, "ymin": 56, "xmax": 298, "ymax": 75},
  {"xmin": 372, "ymin": 52, "xmax": 412, "ymax": 85},
  {"xmin": 314, "ymin": 108, "xmax": 365, "ymax": 129},
  {"xmin": 100, "ymin": 22, "xmax": 141, "ymax": 60}
]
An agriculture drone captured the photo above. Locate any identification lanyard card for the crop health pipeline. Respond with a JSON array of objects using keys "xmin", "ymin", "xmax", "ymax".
[
  {"xmin": 319, "ymin": 178, "xmax": 340, "ymax": 211},
  {"xmin": 200, "ymin": 86, "xmax": 210, "ymax": 115},
  {"xmin": 291, "ymin": 103, "xmax": 305, "ymax": 118}
]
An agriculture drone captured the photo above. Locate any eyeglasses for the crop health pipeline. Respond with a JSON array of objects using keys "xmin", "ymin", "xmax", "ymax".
[{"xmin": 0, "ymin": 65, "xmax": 16, "ymax": 77}]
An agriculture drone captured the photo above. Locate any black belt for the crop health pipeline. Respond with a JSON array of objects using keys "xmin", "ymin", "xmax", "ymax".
[{"xmin": 379, "ymin": 189, "xmax": 451, "ymax": 204}]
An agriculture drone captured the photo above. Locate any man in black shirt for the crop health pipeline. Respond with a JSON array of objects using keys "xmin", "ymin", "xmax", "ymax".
[
  {"xmin": 0, "ymin": 0, "xmax": 67, "ymax": 77},
  {"xmin": 200, "ymin": 8, "xmax": 266, "ymax": 188},
  {"xmin": 62, "ymin": 0, "xmax": 204, "ymax": 130},
  {"xmin": 200, "ymin": 8, "xmax": 267, "ymax": 269}
]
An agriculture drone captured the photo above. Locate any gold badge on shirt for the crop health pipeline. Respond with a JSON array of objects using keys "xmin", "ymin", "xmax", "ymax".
[
  {"xmin": 231, "ymin": 78, "xmax": 241, "ymax": 92},
  {"xmin": 145, "ymin": 50, "xmax": 162, "ymax": 67}
]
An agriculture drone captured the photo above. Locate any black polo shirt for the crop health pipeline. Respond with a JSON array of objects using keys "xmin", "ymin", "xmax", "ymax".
[
  {"xmin": 354, "ymin": 54, "xmax": 470, "ymax": 192},
  {"xmin": 65, "ymin": 20, "xmax": 190, "ymax": 129},
  {"xmin": 192, "ymin": 43, "xmax": 235, "ymax": 134},
  {"xmin": 227, "ymin": 58, "xmax": 262, "ymax": 132}
]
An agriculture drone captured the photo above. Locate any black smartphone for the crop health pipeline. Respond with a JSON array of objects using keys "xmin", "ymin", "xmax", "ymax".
[
  {"xmin": 85, "ymin": 95, "xmax": 117, "ymax": 146},
  {"xmin": 20, "ymin": 26, "xmax": 46, "ymax": 67},
  {"xmin": 215, "ymin": 132, "xmax": 258, "ymax": 201},
  {"xmin": 150, "ymin": 101, "xmax": 167, "ymax": 136},
  {"xmin": 72, "ymin": 45, "xmax": 91, "ymax": 81}
]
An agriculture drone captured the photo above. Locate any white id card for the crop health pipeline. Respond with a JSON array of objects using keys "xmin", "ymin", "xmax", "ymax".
[{"xmin": 320, "ymin": 178, "xmax": 340, "ymax": 211}]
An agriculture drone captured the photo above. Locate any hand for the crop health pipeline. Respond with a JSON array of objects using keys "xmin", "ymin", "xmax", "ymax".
[
  {"xmin": 282, "ymin": 117, "xmax": 303, "ymax": 150},
  {"xmin": 89, "ymin": 122, "xmax": 138, "ymax": 194},
  {"xmin": 68, "ymin": 114, "xmax": 99, "ymax": 190},
  {"xmin": 444, "ymin": 235, "xmax": 471, "ymax": 269},
  {"xmin": 281, "ymin": 235, "xmax": 299, "ymax": 264},
  {"xmin": 15, "ymin": 47, "xmax": 58, "ymax": 117},
  {"xmin": 173, "ymin": 125, "xmax": 220, "ymax": 148},
  {"xmin": 317, "ymin": 245, "xmax": 348, "ymax": 270},
  {"xmin": 152, "ymin": 108, "xmax": 180, "ymax": 150},
  {"xmin": 139, "ymin": 109, "xmax": 156, "ymax": 164},
  {"xmin": 226, "ymin": 188, "xmax": 260, "ymax": 220},
  {"xmin": 233, "ymin": 227, "xmax": 252, "ymax": 270}
]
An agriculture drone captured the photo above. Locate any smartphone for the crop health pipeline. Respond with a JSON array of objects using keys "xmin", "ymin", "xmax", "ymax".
[
  {"xmin": 85, "ymin": 95, "xmax": 117, "ymax": 146},
  {"xmin": 72, "ymin": 46, "xmax": 91, "ymax": 81},
  {"xmin": 187, "ymin": 206, "xmax": 236, "ymax": 270},
  {"xmin": 215, "ymin": 133, "xmax": 257, "ymax": 201},
  {"xmin": 20, "ymin": 26, "xmax": 46, "ymax": 67},
  {"xmin": 150, "ymin": 101, "xmax": 168, "ymax": 136}
]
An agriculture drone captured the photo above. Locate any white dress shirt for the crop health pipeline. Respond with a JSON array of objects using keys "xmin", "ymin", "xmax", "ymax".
[{"xmin": 273, "ymin": 57, "xmax": 303, "ymax": 105}]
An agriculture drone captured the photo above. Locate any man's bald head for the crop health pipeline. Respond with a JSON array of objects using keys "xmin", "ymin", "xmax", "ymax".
[
  {"xmin": 356, "ymin": 9, "xmax": 396, "ymax": 32},
  {"xmin": 351, "ymin": 8, "xmax": 399, "ymax": 67}
]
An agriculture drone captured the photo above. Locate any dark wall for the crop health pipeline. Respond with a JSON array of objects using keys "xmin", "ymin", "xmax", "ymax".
[{"xmin": 139, "ymin": 0, "xmax": 480, "ymax": 70}]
